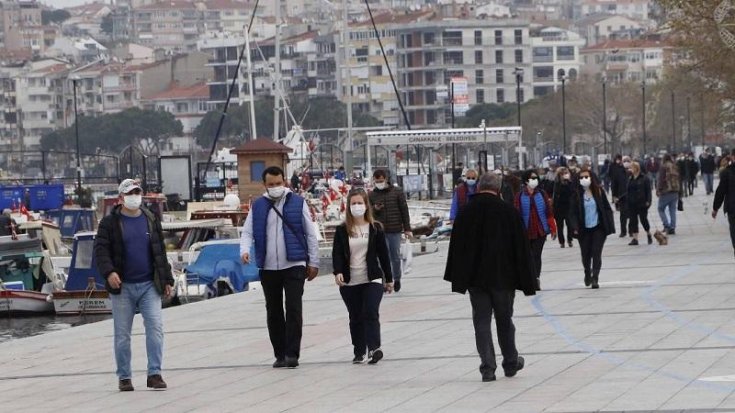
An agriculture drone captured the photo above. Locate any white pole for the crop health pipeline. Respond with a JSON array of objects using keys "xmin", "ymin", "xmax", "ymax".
[
  {"xmin": 273, "ymin": 0, "xmax": 281, "ymax": 141},
  {"xmin": 343, "ymin": 0, "xmax": 353, "ymax": 152},
  {"xmin": 245, "ymin": 30, "xmax": 257, "ymax": 140}
]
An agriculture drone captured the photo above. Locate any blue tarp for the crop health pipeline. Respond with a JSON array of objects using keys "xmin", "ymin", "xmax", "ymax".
[
  {"xmin": 0, "ymin": 185, "xmax": 64, "ymax": 211},
  {"xmin": 185, "ymin": 244, "xmax": 259, "ymax": 292}
]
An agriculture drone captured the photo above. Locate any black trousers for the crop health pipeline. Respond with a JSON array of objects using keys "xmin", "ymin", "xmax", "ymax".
[
  {"xmin": 529, "ymin": 237, "xmax": 546, "ymax": 278},
  {"xmin": 468, "ymin": 288, "xmax": 518, "ymax": 376},
  {"xmin": 578, "ymin": 226, "xmax": 607, "ymax": 278},
  {"xmin": 618, "ymin": 199, "xmax": 629, "ymax": 235},
  {"xmin": 556, "ymin": 213, "xmax": 573, "ymax": 245},
  {"xmin": 628, "ymin": 207, "xmax": 651, "ymax": 234},
  {"xmin": 260, "ymin": 266, "xmax": 306, "ymax": 360},
  {"xmin": 339, "ymin": 282, "xmax": 384, "ymax": 356},
  {"xmin": 729, "ymin": 213, "xmax": 735, "ymax": 258}
]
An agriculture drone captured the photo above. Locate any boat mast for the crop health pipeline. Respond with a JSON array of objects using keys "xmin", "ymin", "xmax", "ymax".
[
  {"xmin": 343, "ymin": 0, "xmax": 353, "ymax": 152},
  {"xmin": 245, "ymin": 30, "xmax": 257, "ymax": 140},
  {"xmin": 273, "ymin": 0, "xmax": 281, "ymax": 141}
]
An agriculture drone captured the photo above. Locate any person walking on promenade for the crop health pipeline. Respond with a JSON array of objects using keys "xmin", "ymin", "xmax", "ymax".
[
  {"xmin": 94, "ymin": 179, "xmax": 174, "ymax": 392},
  {"xmin": 240, "ymin": 166, "xmax": 320, "ymax": 369},
  {"xmin": 568, "ymin": 167, "xmax": 615, "ymax": 289},
  {"xmin": 626, "ymin": 162, "xmax": 653, "ymax": 246},
  {"xmin": 0, "ymin": 208, "xmax": 17, "ymax": 236},
  {"xmin": 514, "ymin": 170, "xmax": 556, "ymax": 290},
  {"xmin": 552, "ymin": 167, "xmax": 575, "ymax": 248},
  {"xmin": 657, "ymin": 154, "xmax": 681, "ymax": 235},
  {"xmin": 369, "ymin": 169, "xmax": 411, "ymax": 292},
  {"xmin": 677, "ymin": 153, "xmax": 689, "ymax": 198},
  {"xmin": 610, "ymin": 155, "xmax": 629, "ymax": 237},
  {"xmin": 686, "ymin": 153, "xmax": 699, "ymax": 196},
  {"xmin": 332, "ymin": 189, "xmax": 393, "ymax": 364},
  {"xmin": 444, "ymin": 173, "xmax": 536, "ymax": 382},
  {"xmin": 449, "ymin": 169, "xmax": 478, "ymax": 223},
  {"xmin": 600, "ymin": 159, "xmax": 611, "ymax": 193},
  {"xmin": 701, "ymin": 150, "xmax": 717, "ymax": 195},
  {"xmin": 645, "ymin": 155, "xmax": 660, "ymax": 185},
  {"xmin": 712, "ymin": 149, "xmax": 735, "ymax": 259}
]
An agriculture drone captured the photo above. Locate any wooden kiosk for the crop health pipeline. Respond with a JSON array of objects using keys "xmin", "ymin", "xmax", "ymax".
[{"xmin": 230, "ymin": 139, "xmax": 293, "ymax": 202}]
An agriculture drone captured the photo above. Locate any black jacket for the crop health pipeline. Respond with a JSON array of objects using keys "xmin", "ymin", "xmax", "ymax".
[
  {"xmin": 332, "ymin": 223, "xmax": 393, "ymax": 284},
  {"xmin": 552, "ymin": 180, "xmax": 574, "ymax": 216},
  {"xmin": 626, "ymin": 174, "xmax": 652, "ymax": 210},
  {"xmin": 609, "ymin": 163, "xmax": 628, "ymax": 198},
  {"xmin": 444, "ymin": 192, "xmax": 536, "ymax": 296},
  {"xmin": 701, "ymin": 156, "xmax": 716, "ymax": 175},
  {"xmin": 94, "ymin": 205, "xmax": 174, "ymax": 294},
  {"xmin": 369, "ymin": 186, "xmax": 411, "ymax": 233},
  {"xmin": 568, "ymin": 187, "xmax": 616, "ymax": 236},
  {"xmin": 714, "ymin": 164, "xmax": 735, "ymax": 215}
]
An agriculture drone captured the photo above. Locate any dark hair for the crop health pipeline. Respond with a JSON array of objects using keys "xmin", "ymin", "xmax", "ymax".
[
  {"xmin": 522, "ymin": 169, "xmax": 539, "ymax": 183},
  {"xmin": 373, "ymin": 169, "xmax": 387, "ymax": 179},
  {"xmin": 578, "ymin": 166, "xmax": 602, "ymax": 197},
  {"xmin": 262, "ymin": 166, "xmax": 285, "ymax": 182},
  {"xmin": 663, "ymin": 154, "xmax": 673, "ymax": 163}
]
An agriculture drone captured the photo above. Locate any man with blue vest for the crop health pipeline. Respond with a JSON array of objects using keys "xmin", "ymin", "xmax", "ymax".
[{"xmin": 240, "ymin": 166, "xmax": 320, "ymax": 369}]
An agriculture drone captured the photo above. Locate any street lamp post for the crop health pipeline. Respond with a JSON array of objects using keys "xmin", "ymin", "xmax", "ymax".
[
  {"xmin": 670, "ymin": 91, "xmax": 676, "ymax": 152},
  {"xmin": 602, "ymin": 77, "xmax": 607, "ymax": 155},
  {"xmin": 641, "ymin": 80, "xmax": 647, "ymax": 156},
  {"xmin": 514, "ymin": 67, "xmax": 523, "ymax": 126},
  {"xmin": 561, "ymin": 75, "xmax": 567, "ymax": 156},
  {"xmin": 70, "ymin": 75, "xmax": 82, "ymax": 199},
  {"xmin": 701, "ymin": 94, "xmax": 705, "ymax": 149},
  {"xmin": 686, "ymin": 96, "xmax": 691, "ymax": 149}
]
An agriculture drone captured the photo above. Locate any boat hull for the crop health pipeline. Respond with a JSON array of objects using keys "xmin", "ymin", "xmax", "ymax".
[
  {"xmin": 0, "ymin": 290, "xmax": 55, "ymax": 315},
  {"xmin": 52, "ymin": 291, "xmax": 112, "ymax": 315}
]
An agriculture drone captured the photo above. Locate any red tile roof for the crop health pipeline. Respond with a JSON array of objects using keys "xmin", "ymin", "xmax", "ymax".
[
  {"xmin": 137, "ymin": 0, "xmax": 197, "ymax": 10},
  {"xmin": 260, "ymin": 30, "xmax": 320, "ymax": 46},
  {"xmin": 583, "ymin": 39, "xmax": 671, "ymax": 51},
  {"xmin": 231, "ymin": 139, "xmax": 293, "ymax": 154},
  {"xmin": 145, "ymin": 82, "xmax": 209, "ymax": 100},
  {"xmin": 349, "ymin": 10, "xmax": 436, "ymax": 28}
]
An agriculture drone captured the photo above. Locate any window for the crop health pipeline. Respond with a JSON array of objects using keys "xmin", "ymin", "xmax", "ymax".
[
  {"xmin": 496, "ymin": 69, "xmax": 504, "ymax": 84},
  {"xmin": 176, "ymin": 102, "xmax": 188, "ymax": 113},
  {"xmin": 533, "ymin": 66, "xmax": 553, "ymax": 81},
  {"xmin": 514, "ymin": 29, "xmax": 523, "ymax": 45},
  {"xmin": 476, "ymin": 89, "xmax": 485, "ymax": 103},
  {"xmin": 557, "ymin": 46, "xmax": 575, "ymax": 61},
  {"xmin": 474, "ymin": 30, "xmax": 482, "ymax": 45},
  {"xmin": 475, "ymin": 50, "xmax": 483, "ymax": 64},
  {"xmin": 423, "ymin": 32, "xmax": 435, "ymax": 45},
  {"xmin": 442, "ymin": 31, "xmax": 462, "ymax": 46},
  {"xmin": 250, "ymin": 161, "xmax": 265, "ymax": 182},
  {"xmin": 496, "ymin": 88, "xmax": 505, "ymax": 103},
  {"xmin": 476, "ymin": 69, "xmax": 484, "ymax": 84},
  {"xmin": 514, "ymin": 49, "xmax": 523, "ymax": 63},
  {"xmin": 495, "ymin": 50, "xmax": 503, "ymax": 64},
  {"xmin": 443, "ymin": 51, "xmax": 463, "ymax": 65},
  {"xmin": 494, "ymin": 30, "xmax": 503, "ymax": 45}
]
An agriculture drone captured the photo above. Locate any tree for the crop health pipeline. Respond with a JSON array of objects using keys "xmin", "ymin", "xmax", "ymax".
[
  {"xmin": 100, "ymin": 14, "xmax": 113, "ymax": 35},
  {"xmin": 456, "ymin": 103, "xmax": 517, "ymax": 128},
  {"xmin": 42, "ymin": 9, "xmax": 71, "ymax": 25}
]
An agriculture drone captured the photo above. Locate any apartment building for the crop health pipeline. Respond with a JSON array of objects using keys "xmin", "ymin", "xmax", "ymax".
[
  {"xmin": 307, "ymin": 33, "xmax": 337, "ymax": 98},
  {"xmin": 1, "ymin": 0, "xmax": 57, "ymax": 55},
  {"xmin": 394, "ymin": 19, "xmax": 533, "ymax": 128},
  {"xmin": 0, "ymin": 68, "xmax": 20, "ymax": 150},
  {"xmin": 576, "ymin": 0, "xmax": 650, "ymax": 21},
  {"xmin": 197, "ymin": 33, "xmax": 252, "ymax": 107},
  {"xmin": 573, "ymin": 14, "xmax": 647, "ymax": 45},
  {"xmin": 579, "ymin": 38, "xmax": 671, "ymax": 84},
  {"xmin": 69, "ymin": 62, "xmax": 141, "ymax": 117},
  {"xmin": 142, "ymin": 81, "xmax": 209, "ymax": 133},
  {"xmin": 530, "ymin": 26, "xmax": 585, "ymax": 97}
]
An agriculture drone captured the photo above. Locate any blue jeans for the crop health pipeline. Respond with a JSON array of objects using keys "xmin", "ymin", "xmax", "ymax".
[
  {"xmin": 703, "ymin": 173, "xmax": 714, "ymax": 194},
  {"xmin": 111, "ymin": 280, "xmax": 163, "ymax": 379},
  {"xmin": 657, "ymin": 192, "xmax": 678, "ymax": 230},
  {"xmin": 384, "ymin": 232, "xmax": 402, "ymax": 283}
]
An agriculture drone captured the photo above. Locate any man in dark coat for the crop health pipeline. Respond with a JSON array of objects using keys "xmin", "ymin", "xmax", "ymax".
[
  {"xmin": 701, "ymin": 150, "xmax": 717, "ymax": 195},
  {"xmin": 444, "ymin": 173, "xmax": 536, "ymax": 383},
  {"xmin": 713, "ymin": 149, "xmax": 735, "ymax": 259},
  {"xmin": 609, "ymin": 155, "xmax": 629, "ymax": 237}
]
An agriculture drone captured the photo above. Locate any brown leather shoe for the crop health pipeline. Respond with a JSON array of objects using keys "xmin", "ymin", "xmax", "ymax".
[
  {"xmin": 118, "ymin": 379, "xmax": 134, "ymax": 392},
  {"xmin": 146, "ymin": 374, "xmax": 167, "ymax": 390}
]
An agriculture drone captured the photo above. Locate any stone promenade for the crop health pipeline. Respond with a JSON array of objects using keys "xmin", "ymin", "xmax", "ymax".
[{"xmin": 0, "ymin": 189, "xmax": 733, "ymax": 412}]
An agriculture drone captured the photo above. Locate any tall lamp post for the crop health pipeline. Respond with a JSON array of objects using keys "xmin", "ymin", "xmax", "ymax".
[
  {"xmin": 561, "ymin": 74, "xmax": 568, "ymax": 156},
  {"xmin": 602, "ymin": 76, "xmax": 607, "ymax": 155},
  {"xmin": 514, "ymin": 67, "xmax": 523, "ymax": 126},
  {"xmin": 670, "ymin": 91, "xmax": 676, "ymax": 152},
  {"xmin": 70, "ymin": 75, "xmax": 82, "ymax": 199},
  {"xmin": 641, "ymin": 80, "xmax": 647, "ymax": 156},
  {"xmin": 686, "ymin": 96, "xmax": 691, "ymax": 149}
]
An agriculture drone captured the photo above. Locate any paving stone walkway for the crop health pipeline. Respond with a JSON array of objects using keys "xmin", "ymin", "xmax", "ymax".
[{"xmin": 0, "ymin": 189, "xmax": 733, "ymax": 412}]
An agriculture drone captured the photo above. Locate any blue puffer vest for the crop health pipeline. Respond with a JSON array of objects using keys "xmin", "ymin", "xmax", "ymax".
[
  {"xmin": 520, "ymin": 190, "xmax": 550, "ymax": 234},
  {"xmin": 252, "ymin": 193, "xmax": 308, "ymax": 268}
]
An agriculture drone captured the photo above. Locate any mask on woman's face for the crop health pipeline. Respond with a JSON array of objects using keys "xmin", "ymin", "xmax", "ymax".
[
  {"xmin": 350, "ymin": 204, "xmax": 366, "ymax": 217},
  {"xmin": 465, "ymin": 178, "xmax": 477, "ymax": 186},
  {"xmin": 527, "ymin": 179, "xmax": 539, "ymax": 189},
  {"xmin": 580, "ymin": 177, "xmax": 592, "ymax": 187},
  {"xmin": 266, "ymin": 185, "xmax": 286, "ymax": 199},
  {"xmin": 563, "ymin": 174, "xmax": 571, "ymax": 180},
  {"xmin": 123, "ymin": 194, "xmax": 142, "ymax": 210}
]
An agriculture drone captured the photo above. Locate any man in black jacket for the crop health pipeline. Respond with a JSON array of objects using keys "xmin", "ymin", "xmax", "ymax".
[
  {"xmin": 94, "ymin": 179, "xmax": 174, "ymax": 392},
  {"xmin": 609, "ymin": 155, "xmax": 629, "ymax": 237},
  {"xmin": 713, "ymin": 149, "xmax": 735, "ymax": 259},
  {"xmin": 444, "ymin": 173, "xmax": 535, "ymax": 382},
  {"xmin": 701, "ymin": 150, "xmax": 717, "ymax": 195}
]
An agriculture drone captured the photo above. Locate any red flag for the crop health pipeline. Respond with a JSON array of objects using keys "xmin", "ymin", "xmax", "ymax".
[
  {"xmin": 340, "ymin": 199, "xmax": 345, "ymax": 213},
  {"xmin": 329, "ymin": 188, "xmax": 338, "ymax": 201}
]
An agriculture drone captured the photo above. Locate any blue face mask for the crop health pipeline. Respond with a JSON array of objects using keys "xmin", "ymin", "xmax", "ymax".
[{"xmin": 465, "ymin": 179, "xmax": 477, "ymax": 186}]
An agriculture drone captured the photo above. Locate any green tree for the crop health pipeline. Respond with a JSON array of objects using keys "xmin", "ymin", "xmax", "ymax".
[
  {"xmin": 41, "ymin": 9, "xmax": 71, "ymax": 25},
  {"xmin": 456, "ymin": 103, "xmax": 517, "ymax": 128},
  {"xmin": 100, "ymin": 14, "xmax": 113, "ymax": 35}
]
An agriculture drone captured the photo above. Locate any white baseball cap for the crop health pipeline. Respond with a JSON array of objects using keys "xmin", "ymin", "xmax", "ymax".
[{"xmin": 118, "ymin": 179, "xmax": 141, "ymax": 194}]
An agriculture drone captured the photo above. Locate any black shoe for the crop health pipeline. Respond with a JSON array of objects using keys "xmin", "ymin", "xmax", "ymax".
[
  {"xmin": 647, "ymin": 234, "xmax": 653, "ymax": 245},
  {"xmin": 504, "ymin": 356, "xmax": 525, "ymax": 377},
  {"xmin": 584, "ymin": 273, "xmax": 591, "ymax": 287},
  {"xmin": 368, "ymin": 349, "xmax": 383, "ymax": 365},
  {"xmin": 667, "ymin": 228, "xmax": 676, "ymax": 235},
  {"xmin": 273, "ymin": 358, "xmax": 287, "ymax": 368},
  {"xmin": 591, "ymin": 277, "xmax": 599, "ymax": 289},
  {"xmin": 146, "ymin": 374, "xmax": 167, "ymax": 390},
  {"xmin": 394, "ymin": 280, "xmax": 401, "ymax": 292},
  {"xmin": 535, "ymin": 278, "xmax": 541, "ymax": 291},
  {"xmin": 482, "ymin": 373, "xmax": 496, "ymax": 382},
  {"xmin": 568, "ymin": 240, "xmax": 573, "ymax": 248},
  {"xmin": 352, "ymin": 354, "xmax": 367, "ymax": 364},
  {"xmin": 285, "ymin": 356, "xmax": 299, "ymax": 369},
  {"xmin": 619, "ymin": 232, "xmax": 627, "ymax": 238},
  {"xmin": 118, "ymin": 379, "xmax": 134, "ymax": 392},
  {"xmin": 560, "ymin": 243, "xmax": 565, "ymax": 248},
  {"xmin": 628, "ymin": 239, "xmax": 639, "ymax": 246}
]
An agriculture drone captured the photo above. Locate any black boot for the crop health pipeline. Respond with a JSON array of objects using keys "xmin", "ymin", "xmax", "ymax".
[
  {"xmin": 591, "ymin": 271, "xmax": 600, "ymax": 289},
  {"xmin": 584, "ymin": 270, "xmax": 591, "ymax": 287},
  {"xmin": 647, "ymin": 233, "xmax": 653, "ymax": 245}
]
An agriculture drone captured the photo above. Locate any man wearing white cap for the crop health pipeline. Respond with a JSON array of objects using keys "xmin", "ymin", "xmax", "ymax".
[{"xmin": 94, "ymin": 179, "xmax": 174, "ymax": 391}]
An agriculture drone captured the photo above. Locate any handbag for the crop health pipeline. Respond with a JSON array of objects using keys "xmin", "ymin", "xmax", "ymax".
[{"xmin": 677, "ymin": 198, "xmax": 684, "ymax": 211}]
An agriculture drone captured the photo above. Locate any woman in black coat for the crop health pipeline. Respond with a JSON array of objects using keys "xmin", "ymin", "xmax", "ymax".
[
  {"xmin": 568, "ymin": 167, "xmax": 615, "ymax": 289},
  {"xmin": 332, "ymin": 189, "xmax": 393, "ymax": 365},
  {"xmin": 626, "ymin": 161, "xmax": 653, "ymax": 245},
  {"xmin": 552, "ymin": 167, "xmax": 575, "ymax": 248}
]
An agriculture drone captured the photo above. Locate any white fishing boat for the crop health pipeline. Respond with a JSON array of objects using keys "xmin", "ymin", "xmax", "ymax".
[{"xmin": 0, "ymin": 235, "xmax": 59, "ymax": 316}]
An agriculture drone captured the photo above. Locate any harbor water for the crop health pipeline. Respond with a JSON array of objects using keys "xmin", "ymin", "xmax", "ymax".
[{"xmin": 0, "ymin": 314, "xmax": 111, "ymax": 343}]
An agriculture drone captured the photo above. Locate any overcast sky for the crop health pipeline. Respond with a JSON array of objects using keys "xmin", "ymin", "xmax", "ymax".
[{"xmin": 40, "ymin": 0, "xmax": 111, "ymax": 8}]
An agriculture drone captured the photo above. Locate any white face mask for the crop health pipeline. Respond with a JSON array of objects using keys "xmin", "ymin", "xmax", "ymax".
[
  {"xmin": 374, "ymin": 182, "xmax": 387, "ymax": 190},
  {"xmin": 527, "ymin": 179, "xmax": 539, "ymax": 189},
  {"xmin": 465, "ymin": 178, "xmax": 477, "ymax": 186},
  {"xmin": 580, "ymin": 177, "xmax": 592, "ymax": 187},
  {"xmin": 123, "ymin": 194, "xmax": 142, "ymax": 210},
  {"xmin": 267, "ymin": 185, "xmax": 286, "ymax": 199},
  {"xmin": 563, "ymin": 174, "xmax": 571, "ymax": 180},
  {"xmin": 350, "ymin": 204, "xmax": 366, "ymax": 217}
]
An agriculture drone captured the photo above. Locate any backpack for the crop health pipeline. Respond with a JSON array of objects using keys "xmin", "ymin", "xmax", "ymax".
[{"xmin": 663, "ymin": 162, "xmax": 680, "ymax": 193}]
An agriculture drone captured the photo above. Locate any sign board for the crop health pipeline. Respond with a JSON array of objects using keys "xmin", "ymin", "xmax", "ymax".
[
  {"xmin": 367, "ymin": 127, "xmax": 522, "ymax": 147},
  {"xmin": 402, "ymin": 175, "xmax": 425, "ymax": 192},
  {"xmin": 451, "ymin": 77, "xmax": 469, "ymax": 117},
  {"xmin": 436, "ymin": 84, "xmax": 448, "ymax": 99},
  {"xmin": 159, "ymin": 156, "xmax": 193, "ymax": 200}
]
